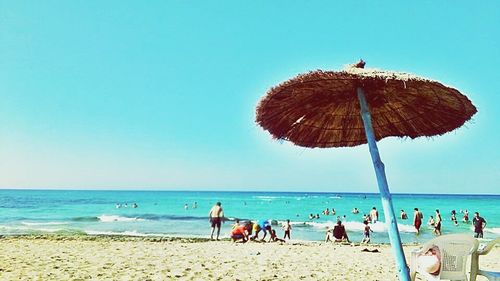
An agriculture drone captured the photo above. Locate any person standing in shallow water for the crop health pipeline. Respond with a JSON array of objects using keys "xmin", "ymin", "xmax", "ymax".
[
  {"xmin": 413, "ymin": 208, "xmax": 423, "ymax": 235},
  {"xmin": 282, "ymin": 219, "xmax": 292, "ymax": 240},
  {"xmin": 208, "ymin": 202, "xmax": 224, "ymax": 241},
  {"xmin": 400, "ymin": 210, "xmax": 408, "ymax": 220},
  {"xmin": 463, "ymin": 209, "xmax": 469, "ymax": 223},
  {"xmin": 450, "ymin": 210, "xmax": 458, "ymax": 226},
  {"xmin": 434, "ymin": 209, "xmax": 442, "ymax": 236},
  {"xmin": 370, "ymin": 207, "xmax": 379, "ymax": 223},
  {"xmin": 472, "ymin": 212, "xmax": 487, "ymax": 238}
]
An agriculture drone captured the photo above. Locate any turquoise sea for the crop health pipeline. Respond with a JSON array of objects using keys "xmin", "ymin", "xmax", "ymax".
[{"xmin": 0, "ymin": 190, "xmax": 498, "ymax": 244}]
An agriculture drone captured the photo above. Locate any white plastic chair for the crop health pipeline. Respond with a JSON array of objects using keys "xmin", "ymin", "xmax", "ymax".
[
  {"xmin": 470, "ymin": 237, "xmax": 500, "ymax": 281},
  {"xmin": 410, "ymin": 234, "xmax": 479, "ymax": 281}
]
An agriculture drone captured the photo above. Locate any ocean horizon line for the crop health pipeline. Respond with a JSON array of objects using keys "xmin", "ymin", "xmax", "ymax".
[{"xmin": 0, "ymin": 188, "xmax": 498, "ymax": 197}]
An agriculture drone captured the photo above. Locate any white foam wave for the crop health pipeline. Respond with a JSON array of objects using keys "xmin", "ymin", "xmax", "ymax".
[
  {"xmin": 36, "ymin": 228, "xmax": 65, "ymax": 233},
  {"xmin": 97, "ymin": 215, "xmax": 146, "ymax": 223},
  {"xmin": 85, "ymin": 230, "xmax": 159, "ymax": 236},
  {"xmin": 468, "ymin": 226, "xmax": 500, "ymax": 235},
  {"xmin": 21, "ymin": 221, "xmax": 68, "ymax": 226},
  {"xmin": 484, "ymin": 227, "xmax": 500, "ymax": 235},
  {"xmin": 253, "ymin": 196, "xmax": 279, "ymax": 201}
]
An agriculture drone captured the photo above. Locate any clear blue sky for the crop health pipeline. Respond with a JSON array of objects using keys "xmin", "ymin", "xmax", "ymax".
[{"xmin": 0, "ymin": 1, "xmax": 498, "ymax": 193}]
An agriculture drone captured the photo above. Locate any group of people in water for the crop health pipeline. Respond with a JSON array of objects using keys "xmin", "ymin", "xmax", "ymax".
[
  {"xmin": 208, "ymin": 202, "xmax": 488, "ymax": 243},
  {"xmin": 115, "ymin": 202, "xmax": 138, "ymax": 208},
  {"xmin": 411, "ymin": 208, "xmax": 487, "ymax": 238}
]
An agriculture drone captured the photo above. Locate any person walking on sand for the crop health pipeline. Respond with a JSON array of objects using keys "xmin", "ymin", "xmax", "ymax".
[
  {"xmin": 434, "ymin": 209, "xmax": 442, "ymax": 236},
  {"xmin": 282, "ymin": 219, "xmax": 292, "ymax": 240},
  {"xmin": 208, "ymin": 202, "xmax": 224, "ymax": 240},
  {"xmin": 370, "ymin": 207, "xmax": 379, "ymax": 223},
  {"xmin": 413, "ymin": 208, "xmax": 423, "ymax": 235},
  {"xmin": 472, "ymin": 212, "xmax": 487, "ymax": 238}
]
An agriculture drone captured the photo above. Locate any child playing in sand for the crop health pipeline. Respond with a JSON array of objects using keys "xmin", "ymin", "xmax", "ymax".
[
  {"xmin": 232, "ymin": 219, "xmax": 240, "ymax": 230},
  {"xmin": 269, "ymin": 229, "xmax": 286, "ymax": 243},
  {"xmin": 361, "ymin": 221, "xmax": 373, "ymax": 244},
  {"xmin": 231, "ymin": 222, "xmax": 251, "ymax": 243}
]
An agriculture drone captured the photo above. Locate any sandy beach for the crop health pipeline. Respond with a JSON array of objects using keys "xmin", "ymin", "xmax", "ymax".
[{"xmin": 0, "ymin": 236, "xmax": 497, "ymax": 281}]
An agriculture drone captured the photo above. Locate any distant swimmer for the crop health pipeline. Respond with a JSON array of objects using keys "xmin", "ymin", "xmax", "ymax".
[
  {"xmin": 428, "ymin": 216, "xmax": 435, "ymax": 227},
  {"xmin": 450, "ymin": 210, "xmax": 458, "ymax": 226},
  {"xmin": 115, "ymin": 203, "xmax": 121, "ymax": 209},
  {"xmin": 400, "ymin": 210, "xmax": 408, "ymax": 220},
  {"xmin": 184, "ymin": 203, "xmax": 189, "ymax": 210},
  {"xmin": 462, "ymin": 209, "xmax": 469, "ymax": 223},
  {"xmin": 352, "ymin": 208, "xmax": 359, "ymax": 214},
  {"xmin": 192, "ymin": 202, "xmax": 197, "ymax": 209},
  {"xmin": 363, "ymin": 214, "xmax": 370, "ymax": 224},
  {"xmin": 331, "ymin": 208, "xmax": 336, "ymax": 216},
  {"xmin": 208, "ymin": 202, "xmax": 224, "ymax": 241},
  {"xmin": 132, "ymin": 203, "xmax": 138, "ymax": 208}
]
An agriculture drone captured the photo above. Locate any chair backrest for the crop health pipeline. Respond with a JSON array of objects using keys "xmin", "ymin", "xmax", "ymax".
[{"xmin": 422, "ymin": 234, "xmax": 479, "ymax": 280}]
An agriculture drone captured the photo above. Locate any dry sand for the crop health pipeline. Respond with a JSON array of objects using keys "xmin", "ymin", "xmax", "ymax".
[{"xmin": 0, "ymin": 236, "xmax": 498, "ymax": 281}]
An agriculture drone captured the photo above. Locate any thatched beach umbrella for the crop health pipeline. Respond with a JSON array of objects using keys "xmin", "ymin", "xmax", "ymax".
[{"xmin": 255, "ymin": 60, "xmax": 477, "ymax": 281}]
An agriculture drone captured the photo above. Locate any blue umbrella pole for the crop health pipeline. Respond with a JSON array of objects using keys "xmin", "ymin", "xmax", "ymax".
[{"xmin": 357, "ymin": 87, "xmax": 411, "ymax": 281}]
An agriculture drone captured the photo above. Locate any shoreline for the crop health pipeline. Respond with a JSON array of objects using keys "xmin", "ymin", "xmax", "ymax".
[{"xmin": 1, "ymin": 233, "xmax": 424, "ymax": 245}]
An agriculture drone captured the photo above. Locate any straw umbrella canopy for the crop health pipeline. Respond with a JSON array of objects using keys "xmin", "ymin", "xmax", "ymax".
[
  {"xmin": 257, "ymin": 61, "xmax": 476, "ymax": 148},
  {"xmin": 255, "ymin": 61, "xmax": 477, "ymax": 281}
]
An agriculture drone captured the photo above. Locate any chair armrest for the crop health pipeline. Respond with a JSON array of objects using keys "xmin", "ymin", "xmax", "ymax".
[
  {"xmin": 410, "ymin": 248, "xmax": 425, "ymax": 279},
  {"xmin": 477, "ymin": 237, "xmax": 500, "ymax": 255},
  {"xmin": 411, "ymin": 247, "xmax": 426, "ymax": 256}
]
